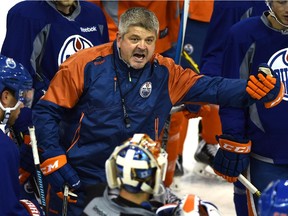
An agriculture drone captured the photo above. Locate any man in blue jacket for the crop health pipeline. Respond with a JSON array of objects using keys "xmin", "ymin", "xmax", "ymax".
[{"xmin": 33, "ymin": 7, "xmax": 283, "ymax": 215}]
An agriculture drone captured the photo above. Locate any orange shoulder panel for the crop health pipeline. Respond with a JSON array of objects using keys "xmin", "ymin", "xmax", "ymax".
[
  {"xmin": 43, "ymin": 42, "xmax": 113, "ymax": 108},
  {"xmin": 155, "ymin": 54, "xmax": 203, "ymax": 105}
]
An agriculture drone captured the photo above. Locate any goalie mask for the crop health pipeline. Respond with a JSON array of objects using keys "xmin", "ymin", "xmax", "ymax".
[
  {"xmin": 258, "ymin": 179, "xmax": 288, "ymax": 216},
  {"xmin": 105, "ymin": 133, "xmax": 168, "ymax": 195},
  {"xmin": 0, "ymin": 55, "xmax": 34, "ymax": 125}
]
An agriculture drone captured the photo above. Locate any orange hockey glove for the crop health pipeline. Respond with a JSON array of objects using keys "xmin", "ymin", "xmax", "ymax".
[{"xmin": 246, "ymin": 63, "xmax": 284, "ymax": 108}]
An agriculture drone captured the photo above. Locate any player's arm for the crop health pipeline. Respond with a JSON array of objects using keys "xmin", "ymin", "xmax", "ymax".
[
  {"xmin": 32, "ymin": 57, "xmax": 87, "ymax": 202},
  {"xmin": 185, "ymin": 63, "xmax": 283, "ymax": 109}
]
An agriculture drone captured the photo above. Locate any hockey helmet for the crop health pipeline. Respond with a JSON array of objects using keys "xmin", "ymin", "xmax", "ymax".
[
  {"xmin": 258, "ymin": 179, "xmax": 288, "ymax": 216},
  {"xmin": 0, "ymin": 55, "xmax": 33, "ymax": 108},
  {"xmin": 106, "ymin": 133, "xmax": 168, "ymax": 195}
]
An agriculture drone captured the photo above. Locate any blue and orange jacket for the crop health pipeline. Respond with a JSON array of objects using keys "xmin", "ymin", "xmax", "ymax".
[{"xmin": 33, "ymin": 41, "xmax": 253, "ymax": 186}]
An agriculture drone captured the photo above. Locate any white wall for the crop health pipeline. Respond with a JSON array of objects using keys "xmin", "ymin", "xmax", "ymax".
[{"xmin": 0, "ymin": 0, "xmax": 22, "ymax": 49}]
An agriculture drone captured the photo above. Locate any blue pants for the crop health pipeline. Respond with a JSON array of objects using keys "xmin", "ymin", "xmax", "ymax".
[
  {"xmin": 233, "ymin": 180, "xmax": 248, "ymax": 216},
  {"xmin": 249, "ymin": 156, "xmax": 288, "ymax": 213}
]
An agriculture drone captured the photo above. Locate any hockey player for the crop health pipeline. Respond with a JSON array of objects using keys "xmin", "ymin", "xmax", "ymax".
[
  {"xmin": 258, "ymin": 179, "xmax": 288, "ymax": 216},
  {"xmin": 32, "ymin": 7, "xmax": 283, "ymax": 215},
  {"xmin": 212, "ymin": 1, "xmax": 288, "ymax": 215},
  {"xmin": 0, "ymin": 54, "xmax": 41, "ymax": 215},
  {"xmin": 1, "ymin": 0, "xmax": 109, "ymax": 104},
  {"xmin": 196, "ymin": 2, "xmax": 267, "ymax": 215},
  {"xmin": 82, "ymin": 133, "xmax": 220, "ymax": 216},
  {"xmin": 1, "ymin": 0, "xmax": 109, "ymax": 207}
]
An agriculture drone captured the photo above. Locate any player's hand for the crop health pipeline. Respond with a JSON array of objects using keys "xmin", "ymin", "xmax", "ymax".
[
  {"xmin": 213, "ymin": 134, "xmax": 251, "ymax": 183},
  {"xmin": 40, "ymin": 154, "xmax": 81, "ymax": 203},
  {"xmin": 246, "ymin": 63, "xmax": 284, "ymax": 108}
]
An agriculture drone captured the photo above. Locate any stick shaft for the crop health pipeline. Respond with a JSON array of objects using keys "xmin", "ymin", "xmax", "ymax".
[
  {"xmin": 238, "ymin": 174, "xmax": 261, "ymax": 197},
  {"xmin": 28, "ymin": 126, "xmax": 47, "ymax": 215},
  {"xmin": 62, "ymin": 184, "xmax": 69, "ymax": 216}
]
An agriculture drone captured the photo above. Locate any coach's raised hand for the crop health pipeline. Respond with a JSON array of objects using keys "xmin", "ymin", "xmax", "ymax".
[{"xmin": 246, "ymin": 63, "xmax": 284, "ymax": 108}]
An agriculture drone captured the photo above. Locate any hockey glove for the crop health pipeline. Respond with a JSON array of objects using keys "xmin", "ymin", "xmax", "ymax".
[
  {"xmin": 40, "ymin": 154, "xmax": 81, "ymax": 203},
  {"xmin": 246, "ymin": 63, "xmax": 284, "ymax": 108},
  {"xmin": 183, "ymin": 104, "xmax": 211, "ymax": 119},
  {"xmin": 213, "ymin": 134, "xmax": 251, "ymax": 183}
]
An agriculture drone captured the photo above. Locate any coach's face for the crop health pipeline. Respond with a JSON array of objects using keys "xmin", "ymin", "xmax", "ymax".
[{"xmin": 117, "ymin": 26, "xmax": 156, "ymax": 69}]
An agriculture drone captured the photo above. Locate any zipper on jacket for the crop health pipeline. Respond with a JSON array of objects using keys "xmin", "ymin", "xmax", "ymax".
[{"xmin": 155, "ymin": 117, "xmax": 159, "ymax": 141}]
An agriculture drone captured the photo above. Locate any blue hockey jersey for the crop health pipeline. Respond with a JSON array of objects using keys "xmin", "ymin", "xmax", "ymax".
[
  {"xmin": 200, "ymin": 0, "xmax": 267, "ymax": 76},
  {"xmin": 1, "ymin": 0, "xmax": 109, "ymax": 102},
  {"xmin": 221, "ymin": 12, "xmax": 288, "ymax": 164},
  {"xmin": 0, "ymin": 130, "xmax": 32, "ymax": 215}
]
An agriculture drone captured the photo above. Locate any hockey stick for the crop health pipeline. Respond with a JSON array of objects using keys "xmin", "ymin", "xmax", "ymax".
[
  {"xmin": 62, "ymin": 184, "xmax": 69, "ymax": 216},
  {"xmin": 62, "ymin": 184, "xmax": 78, "ymax": 216},
  {"xmin": 174, "ymin": 0, "xmax": 190, "ymax": 64},
  {"xmin": 28, "ymin": 126, "xmax": 47, "ymax": 215},
  {"xmin": 238, "ymin": 174, "xmax": 261, "ymax": 197}
]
